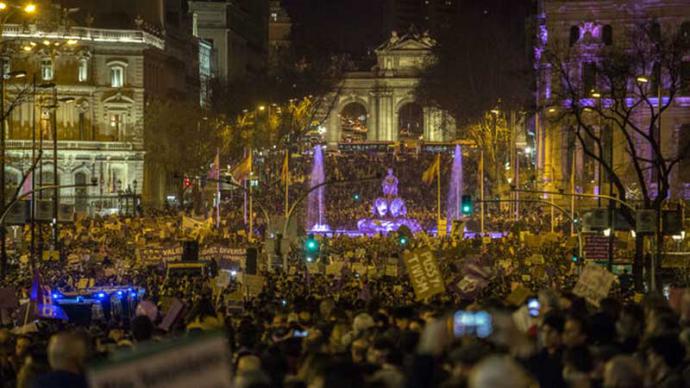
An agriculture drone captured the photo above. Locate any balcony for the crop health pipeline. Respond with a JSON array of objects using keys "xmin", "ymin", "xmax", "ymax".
[
  {"xmin": 6, "ymin": 139, "xmax": 139, "ymax": 152},
  {"xmin": 2, "ymin": 24, "xmax": 165, "ymax": 50}
]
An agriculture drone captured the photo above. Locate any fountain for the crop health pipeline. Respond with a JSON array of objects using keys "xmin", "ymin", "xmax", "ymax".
[
  {"xmin": 357, "ymin": 169, "xmax": 422, "ymax": 234},
  {"xmin": 307, "ymin": 145, "xmax": 330, "ymax": 232},
  {"xmin": 446, "ymin": 145, "xmax": 464, "ymax": 230}
]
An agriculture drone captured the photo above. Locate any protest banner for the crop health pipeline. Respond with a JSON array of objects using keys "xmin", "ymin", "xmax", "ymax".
[
  {"xmin": 243, "ymin": 275, "xmax": 265, "ymax": 296},
  {"xmin": 385, "ymin": 264, "xmax": 398, "ymax": 277},
  {"xmin": 573, "ymin": 263, "xmax": 617, "ymax": 306},
  {"xmin": 42, "ymin": 250, "xmax": 59, "ymax": 261},
  {"xmin": 326, "ymin": 262, "xmax": 343, "ymax": 276},
  {"xmin": 352, "ymin": 263, "xmax": 368, "ymax": 276},
  {"xmin": 88, "ymin": 331, "xmax": 232, "ymax": 388},
  {"xmin": 505, "ymin": 285, "xmax": 531, "ymax": 306},
  {"xmin": 403, "ymin": 249, "xmax": 445, "ymax": 301},
  {"xmin": 137, "ymin": 245, "xmax": 183, "ymax": 265}
]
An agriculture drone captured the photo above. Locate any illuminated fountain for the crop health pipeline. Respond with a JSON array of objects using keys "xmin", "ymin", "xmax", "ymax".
[
  {"xmin": 446, "ymin": 145, "xmax": 464, "ymax": 231},
  {"xmin": 307, "ymin": 145, "xmax": 330, "ymax": 232},
  {"xmin": 357, "ymin": 169, "xmax": 422, "ymax": 234}
]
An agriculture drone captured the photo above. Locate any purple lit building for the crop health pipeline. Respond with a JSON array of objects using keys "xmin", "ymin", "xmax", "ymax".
[{"xmin": 534, "ymin": 0, "xmax": 690, "ymax": 201}]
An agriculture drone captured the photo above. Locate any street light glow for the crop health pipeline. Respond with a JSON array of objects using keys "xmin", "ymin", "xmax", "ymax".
[
  {"xmin": 636, "ymin": 76, "xmax": 649, "ymax": 83},
  {"xmin": 258, "ymin": 105, "xmax": 266, "ymax": 111},
  {"xmin": 23, "ymin": 3, "xmax": 36, "ymax": 13},
  {"xmin": 66, "ymin": 39, "xmax": 78, "ymax": 45},
  {"xmin": 0, "ymin": 3, "xmax": 7, "ymax": 10}
]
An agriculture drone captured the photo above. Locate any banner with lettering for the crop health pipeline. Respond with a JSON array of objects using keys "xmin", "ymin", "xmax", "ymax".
[
  {"xmin": 403, "ymin": 249, "xmax": 445, "ymax": 301},
  {"xmin": 88, "ymin": 331, "xmax": 232, "ymax": 388},
  {"xmin": 137, "ymin": 245, "xmax": 183, "ymax": 265},
  {"xmin": 573, "ymin": 263, "xmax": 617, "ymax": 306}
]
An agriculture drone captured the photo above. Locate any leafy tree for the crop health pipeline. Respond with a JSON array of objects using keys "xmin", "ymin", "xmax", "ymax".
[{"xmin": 144, "ymin": 98, "xmax": 218, "ymax": 206}]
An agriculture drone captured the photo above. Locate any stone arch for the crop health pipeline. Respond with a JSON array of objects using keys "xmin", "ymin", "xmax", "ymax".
[
  {"xmin": 397, "ymin": 101, "xmax": 424, "ymax": 142},
  {"xmin": 339, "ymin": 100, "xmax": 370, "ymax": 142}
]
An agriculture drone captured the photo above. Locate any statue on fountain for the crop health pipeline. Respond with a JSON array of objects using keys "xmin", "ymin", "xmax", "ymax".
[{"xmin": 357, "ymin": 169, "xmax": 422, "ymax": 234}]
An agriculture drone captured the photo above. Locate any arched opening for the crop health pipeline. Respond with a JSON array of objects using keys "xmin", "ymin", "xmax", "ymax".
[
  {"xmin": 74, "ymin": 171, "xmax": 88, "ymax": 212},
  {"xmin": 398, "ymin": 102, "xmax": 424, "ymax": 141},
  {"xmin": 340, "ymin": 102, "xmax": 368, "ymax": 142},
  {"xmin": 36, "ymin": 171, "xmax": 57, "ymax": 199},
  {"xmin": 5, "ymin": 169, "xmax": 21, "ymax": 198}
]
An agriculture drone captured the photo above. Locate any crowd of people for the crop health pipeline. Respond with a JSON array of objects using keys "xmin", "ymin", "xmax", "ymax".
[{"xmin": 0, "ymin": 148, "xmax": 687, "ymax": 388}]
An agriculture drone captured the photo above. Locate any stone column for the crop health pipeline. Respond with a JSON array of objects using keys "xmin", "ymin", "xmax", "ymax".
[
  {"xmin": 377, "ymin": 90, "xmax": 393, "ymax": 141},
  {"xmin": 367, "ymin": 93, "xmax": 378, "ymax": 142}
]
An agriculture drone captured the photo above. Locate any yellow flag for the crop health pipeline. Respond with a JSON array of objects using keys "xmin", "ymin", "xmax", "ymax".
[
  {"xmin": 280, "ymin": 152, "xmax": 289, "ymax": 185},
  {"xmin": 231, "ymin": 153, "xmax": 253, "ymax": 182},
  {"xmin": 422, "ymin": 154, "xmax": 440, "ymax": 184}
]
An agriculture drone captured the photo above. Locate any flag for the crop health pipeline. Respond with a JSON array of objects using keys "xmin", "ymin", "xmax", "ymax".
[
  {"xmin": 422, "ymin": 154, "xmax": 440, "ymax": 184},
  {"xmin": 280, "ymin": 152, "xmax": 289, "ymax": 185},
  {"xmin": 231, "ymin": 153, "xmax": 252, "ymax": 182},
  {"xmin": 19, "ymin": 171, "xmax": 32, "ymax": 199},
  {"xmin": 29, "ymin": 269, "xmax": 50, "ymax": 305},
  {"xmin": 208, "ymin": 151, "xmax": 220, "ymax": 181}
]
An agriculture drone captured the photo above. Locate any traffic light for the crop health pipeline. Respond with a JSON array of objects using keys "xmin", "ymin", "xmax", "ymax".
[
  {"xmin": 461, "ymin": 195, "xmax": 473, "ymax": 216},
  {"xmin": 352, "ymin": 193, "xmax": 361, "ymax": 202},
  {"xmin": 304, "ymin": 233, "xmax": 320, "ymax": 262},
  {"xmin": 182, "ymin": 176, "xmax": 192, "ymax": 190},
  {"xmin": 571, "ymin": 248, "xmax": 580, "ymax": 264},
  {"xmin": 397, "ymin": 225, "xmax": 412, "ymax": 248}
]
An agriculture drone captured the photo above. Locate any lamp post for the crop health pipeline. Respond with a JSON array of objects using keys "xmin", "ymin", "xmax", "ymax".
[
  {"xmin": 636, "ymin": 70, "xmax": 663, "ymax": 291},
  {"xmin": 0, "ymin": 0, "xmax": 37, "ymax": 280}
]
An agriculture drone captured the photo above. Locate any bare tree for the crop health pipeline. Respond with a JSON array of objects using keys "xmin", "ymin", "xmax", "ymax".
[{"xmin": 545, "ymin": 23, "xmax": 690, "ymax": 287}]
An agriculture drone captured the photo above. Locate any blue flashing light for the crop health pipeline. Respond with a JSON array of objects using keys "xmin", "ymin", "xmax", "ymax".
[
  {"xmin": 52, "ymin": 293, "xmax": 60, "ymax": 299},
  {"xmin": 130, "ymin": 292, "xmax": 137, "ymax": 298},
  {"xmin": 116, "ymin": 291, "xmax": 123, "ymax": 296},
  {"xmin": 96, "ymin": 292, "xmax": 106, "ymax": 299}
]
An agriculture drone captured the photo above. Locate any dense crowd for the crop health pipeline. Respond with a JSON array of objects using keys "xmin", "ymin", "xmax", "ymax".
[
  {"xmin": 0, "ymin": 149, "xmax": 686, "ymax": 388},
  {"xmin": 2, "ymin": 220, "xmax": 676, "ymax": 388}
]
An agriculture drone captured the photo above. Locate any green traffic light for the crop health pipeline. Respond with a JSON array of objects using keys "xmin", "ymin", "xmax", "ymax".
[{"xmin": 399, "ymin": 236, "xmax": 408, "ymax": 245}]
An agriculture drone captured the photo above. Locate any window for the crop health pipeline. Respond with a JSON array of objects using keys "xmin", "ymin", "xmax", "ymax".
[
  {"xmin": 680, "ymin": 61, "xmax": 690, "ymax": 94},
  {"xmin": 651, "ymin": 62, "xmax": 661, "ymax": 95},
  {"xmin": 2, "ymin": 58, "xmax": 10, "ymax": 76},
  {"xmin": 270, "ymin": 12, "xmax": 278, "ymax": 22},
  {"xmin": 602, "ymin": 25, "xmax": 613, "ymax": 45},
  {"xmin": 680, "ymin": 124, "xmax": 690, "ymax": 184},
  {"xmin": 78, "ymin": 58, "xmax": 88, "ymax": 82},
  {"xmin": 569, "ymin": 26, "xmax": 580, "ymax": 46},
  {"xmin": 41, "ymin": 58, "xmax": 53, "ymax": 80},
  {"xmin": 582, "ymin": 62, "xmax": 597, "ymax": 94},
  {"xmin": 110, "ymin": 113, "xmax": 123, "ymax": 140},
  {"xmin": 110, "ymin": 65, "xmax": 125, "ymax": 87},
  {"xmin": 681, "ymin": 22, "xmax": 690, "ymax": 46},
  {"xmin": 650, "ymin": 22, "xmax": 661, "ymax": 41}
]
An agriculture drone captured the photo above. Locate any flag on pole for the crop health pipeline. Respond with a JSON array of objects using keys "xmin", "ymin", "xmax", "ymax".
[
  {"xmin": 422, "ymin": 154, "xmax": 441, "ymax": 185},
  {"xmin": 19, "ymin": 171, "xmax": 33, "ymax": 199},
  {"xmin": 231, "ymin": 153, "xmax": 253, "ymax": 182},
  {"xmin": 280, "ymin": 152, "xmax": 289, "ymax": 185}
]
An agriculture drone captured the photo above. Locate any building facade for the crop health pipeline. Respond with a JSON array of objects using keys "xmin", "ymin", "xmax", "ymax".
[
  {"xmin": 189, "ymin": 0, "xmax": 269, "ymax": 81},
  {"xmin": 2, "ymin": 2, "xmax": 205, "ymax": 213},
  {"xmin": 535, "ymin": 0, "xmax": 690, "ymax": 201},
  {"xmin": 325, "ymin": 31, "xmax": 455, "ymax": 147}
]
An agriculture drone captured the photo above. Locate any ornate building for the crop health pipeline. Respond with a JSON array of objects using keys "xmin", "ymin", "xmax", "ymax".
[
  {"xmin": 2, "ymin": 2, "xmax": 207, "ymax": 212},
  {"xmin": 325, "ymin": 30, "xmax": 455, "ymax": 147},
  {"xmin": 534, "ymin": 0, "xmax": 690, "ymax": 200}
]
